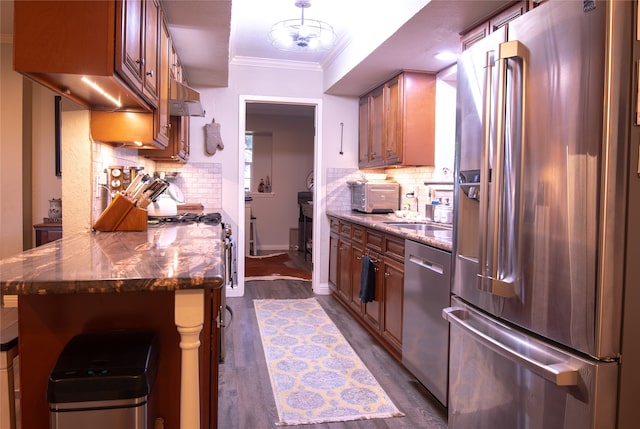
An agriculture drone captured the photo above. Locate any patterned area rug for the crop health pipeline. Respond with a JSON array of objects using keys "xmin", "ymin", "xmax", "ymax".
[
  {"xmin": 245, "ymin": 253, "xmax": 311, "ymax": 281},
  {"xmin": 254, "ymin": 298, "xmax": 404, "ymax": 426}
]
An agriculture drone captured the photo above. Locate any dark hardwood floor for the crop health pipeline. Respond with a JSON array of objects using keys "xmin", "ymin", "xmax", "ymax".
[{"xmin": 217, "ymin": 251, "xmax": 448, "ymax": 428}]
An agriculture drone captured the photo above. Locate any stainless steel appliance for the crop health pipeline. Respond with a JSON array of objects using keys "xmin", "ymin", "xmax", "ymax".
[
  {"xmin": 445, "ymin": 1, "xmax": 638, "ymax": 428},
  {"xmin": 218, "ymin": 222, "xmax": 235, "ymax": 363},
  {"xmin": 348, "ymin": 181, "xmax": 400, "ymax": 213},
  {"xmin": 402, "ymin": 240, "xmax": 451, "ymax": 406}
]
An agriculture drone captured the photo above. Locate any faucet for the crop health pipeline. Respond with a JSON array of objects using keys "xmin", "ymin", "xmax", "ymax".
[{"xmin": 405, "ymin": 190, "xmax": 419, "ymax": 212}]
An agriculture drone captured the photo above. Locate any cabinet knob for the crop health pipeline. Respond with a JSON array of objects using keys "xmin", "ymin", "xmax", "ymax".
[
  {"xmin": 384, "ymin": 271, "xmax": 390, "ymax": 278},
  {"xmin": 146, "ymin": 70, "xmax": 154, "ymax": 77}
]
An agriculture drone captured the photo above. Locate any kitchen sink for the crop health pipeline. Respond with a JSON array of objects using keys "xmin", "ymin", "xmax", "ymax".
[{"xmin": 383, "ymin": 222, "xmax": 452, "ymax": 232}]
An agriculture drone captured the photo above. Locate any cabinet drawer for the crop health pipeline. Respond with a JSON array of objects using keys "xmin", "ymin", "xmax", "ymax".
[
  {"xmin": 330, "ymin": 217, "xmax": 340, "ymax": 234},
  {"xmin": 385, "ymin": 235, "xmax": 405, "ymax": 261},
  {"xmin": 366, "ymin": 230, "xmax": 384, "ymax": 252},
  {"xmin": 352, "ymin": 225, "xmax": 365, "ymax": 244},
  {"xmin": 339, "ymin": 222, "xmax": 352, "ymax": 239}
]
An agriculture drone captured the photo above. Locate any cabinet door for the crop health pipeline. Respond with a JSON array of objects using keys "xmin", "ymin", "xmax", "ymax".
[
  {"xmin": 460, "ymin": 1, "xmax": 528, "ymax": 51},
  {"xmin": 142, "ymin": 0, "xmax": 160, "ymax": 104},
  {"xmin": 329, "ymin": 233, "xmax": 339, "ymax": 290},
  {"xmin": 350, "ymin": 245, "xmax": 364, "ymax": 314},
  {"xmin": 384, "ymin": 75, "xmax": 402, "ymax": 165},
  {"xmin": 154, "ymin": 18, "xmax": 171, "ymax": 147},
  {"xmin": 363, "ymin": 250, "xmax": 382, "ymax": 332},
  {"xmin": 369, "ymin": 86, "xmax": 385, "ymax": 167},
  {"xmin": 358, "ymin": 96, "xmax": 370, "ymax": 166},
  {"xmin": 119, "ymin": 0, "xmax": 144, "ymax": 87},
  {"xmin": 489, "ymin": 1, "xmax": 528, "ymax": 32},
  {"xmin": 381, "ymin": 257, "xmax": 404, "ymax": 353},
  {"xmin": 337, "ymin": 240, "xmax": 352, "ymax": 303}
]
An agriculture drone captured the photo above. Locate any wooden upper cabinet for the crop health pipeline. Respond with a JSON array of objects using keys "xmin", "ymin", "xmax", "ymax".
[
  {"xmin": 358, "ymin": 71, "xmax": 436, "ymax": 168},
  {"xmin": 142, "ymin": 24, "xmax": 193, "ymax": 160},
  {"xmin": 13, "ymin": 0, "xmax": 171, "ymax": 113},
  {"xmin": 119, "ymin": 0, "xmax": 144, "ymax": 92},
  {"xmin": 358, "ymin": 97, "xmax": 370, "ymax": 166},
  {"xmin": 143, "ymin": 0, "xmax": 161, "ymax": 103},
  {"xmin": 117, "ymin": 0, "xmax": 160, "ymax": 107},
  {"xmin": 154, "ymin": 17, "xmax": 171, "ymax": 146},
  {"xmin": 384, "ymin": 75, "xmax": 402, "ymax": 165},
  {"xmin": 460, "ymin": 1, "xmax": 529, "ymax": 51},
  {"xmin": 369, "ymin": 86, "xmax": 385, "ymax": 167}
]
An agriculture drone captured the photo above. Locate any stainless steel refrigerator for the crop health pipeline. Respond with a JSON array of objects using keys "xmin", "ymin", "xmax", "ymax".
[{"xmin": 444, "ymin": 1, "xmax": 638, "ymax": 428}]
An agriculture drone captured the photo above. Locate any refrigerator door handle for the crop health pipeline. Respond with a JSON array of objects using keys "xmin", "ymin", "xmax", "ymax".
[
  {"xmin": 478, "ymin": 40, "xmax": 528, "ymax": 298},
  {"xmin": 442, "ymin": 306, "xmax": 579, "ymax": 387}
]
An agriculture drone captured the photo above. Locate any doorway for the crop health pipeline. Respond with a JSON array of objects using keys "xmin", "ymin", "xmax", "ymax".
[{"xmin": 238, "ymin": 96, "xmax": 323, "ymax": 294}]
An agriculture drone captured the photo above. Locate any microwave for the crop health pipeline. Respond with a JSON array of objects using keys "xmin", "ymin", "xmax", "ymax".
[{"xmin": 348, "ymin": 182, "xmax": 400, "ymax": 213}]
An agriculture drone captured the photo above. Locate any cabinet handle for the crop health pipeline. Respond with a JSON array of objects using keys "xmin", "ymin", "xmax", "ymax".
[
  {"xmin": 135, "ymin": 58, "xmax": 144, "ymax": 65},
  {"xmin": 146, "ymin": 70, "xmax": 154, "ymax": 77}
]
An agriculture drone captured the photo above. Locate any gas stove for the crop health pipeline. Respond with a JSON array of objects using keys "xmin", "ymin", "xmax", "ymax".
[{"xmin": 147, "ymin": 212, "xmax": 222, "ymax": 226}]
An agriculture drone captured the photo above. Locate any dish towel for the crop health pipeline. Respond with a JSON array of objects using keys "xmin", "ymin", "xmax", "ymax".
[
  {"xmin": 204, "ymin": 118, "xmax": 224, "ymax": 155},
  {"xmin": 359, "ymin": 255, "xmax": 376, "ymax": 303}
]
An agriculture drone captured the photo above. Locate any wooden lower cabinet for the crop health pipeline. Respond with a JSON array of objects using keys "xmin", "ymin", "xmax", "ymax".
[
  {"xmin": 328, "ymin": 216, "xmax": 404, "ymax": 359},
  {"xmin": 337, "ymin": 240, "xmax": 352, "ymax": 303},
  {"xmin": 350, "ymin": 244, "xmax": 364, "ymax": 314},
  {"xmin": 381, "ymin": 257, "xmax": 404, "ymax": 353},
  {"xmin": 17, "ymin": 290, "xmax": 218, "ymax": 429},
  {"xmin": 362, "ymin": 249, "xmax": 382, "ymax": 333},
  {"xmin": 329, "ymin": 232, "xmax": 339, "ymax": 289},
  {"xmin": 33, "ymin": 223, "xmax": 63, "ymax": 246}
]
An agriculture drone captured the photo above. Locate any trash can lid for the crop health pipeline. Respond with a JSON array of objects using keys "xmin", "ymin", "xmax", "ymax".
[{"xmin": 48, "ymin": 330, "xmax": 158, "ymax": 404}]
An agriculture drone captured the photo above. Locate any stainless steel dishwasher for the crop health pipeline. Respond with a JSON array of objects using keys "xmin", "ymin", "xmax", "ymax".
[{"xmin": 402, "ymin": 239, "xmax": 451, "ymax": 406}]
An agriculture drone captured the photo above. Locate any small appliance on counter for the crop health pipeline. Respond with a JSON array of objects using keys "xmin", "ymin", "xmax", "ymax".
[{"xmin": 347, "ymin": 180, "xmax": 400, "ymax": 214}]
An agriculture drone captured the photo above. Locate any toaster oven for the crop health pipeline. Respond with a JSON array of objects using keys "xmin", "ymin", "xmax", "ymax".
[{"xmin": 348, "ymin": 182, "xmax": 400, "ymax": 213}]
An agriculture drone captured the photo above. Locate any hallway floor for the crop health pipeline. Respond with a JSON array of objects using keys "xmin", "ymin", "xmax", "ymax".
[{"xmin": 218, "ymin": 252, "xmax": 448, "ymax": 428}]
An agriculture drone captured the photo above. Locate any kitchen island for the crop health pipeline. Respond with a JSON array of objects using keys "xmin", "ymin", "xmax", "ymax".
[{"xmin": 0, "ymin": 222, "xmax": 224, "ymax": 429}]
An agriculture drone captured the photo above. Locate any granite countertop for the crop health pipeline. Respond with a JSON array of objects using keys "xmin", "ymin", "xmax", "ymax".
[
  {"xmin": 327, "ymin": 210, "xmax": 453, "ymax": 252},
  {"xmin": 0, "ymin": 223, "xmax": 225, "ymax": 295}
]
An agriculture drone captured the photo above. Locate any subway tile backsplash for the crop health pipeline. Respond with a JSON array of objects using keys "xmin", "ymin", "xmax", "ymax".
[
  {"xmin": 92, "ymin": 141, "xmax": 223, "ymax": 222},
  {"xmin": 325, "ymin": 166, "xmax": 453, "ymax": 216}
]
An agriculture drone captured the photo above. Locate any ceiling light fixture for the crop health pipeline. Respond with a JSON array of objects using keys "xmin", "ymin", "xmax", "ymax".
[{"xmin": 269, "ymin": 0, "xmax": 336, "ymax": 52}]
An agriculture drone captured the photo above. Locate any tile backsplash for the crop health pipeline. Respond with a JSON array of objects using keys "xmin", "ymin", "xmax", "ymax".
[
  {"xmin": 325, "ymin": 166, "xmax": 454, "ymax": 216},
  {"xmin": 92, "ymin": 142, "xmax": 223, "ymax": 222}
]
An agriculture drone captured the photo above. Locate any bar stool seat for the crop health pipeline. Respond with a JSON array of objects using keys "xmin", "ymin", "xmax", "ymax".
[{"xmin": 1, "ymin": 307, "xmax": 18, "ymax": 429}]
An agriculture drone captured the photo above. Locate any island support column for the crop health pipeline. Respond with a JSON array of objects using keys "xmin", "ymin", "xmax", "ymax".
[{"xmin": 175, "ymin": 289, "xmax": 205, "ymax": 429}]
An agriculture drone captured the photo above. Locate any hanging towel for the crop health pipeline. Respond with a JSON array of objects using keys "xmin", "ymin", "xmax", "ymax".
[
  {"xmin": 205, "ymin": 118, "xmax": 224, "ymax": 155},
  {"xmin": 359, "ymin": 255, "xmax": 376, "ymax": 303}
]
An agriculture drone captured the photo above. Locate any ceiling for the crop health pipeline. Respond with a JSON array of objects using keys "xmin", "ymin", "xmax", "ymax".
[
  {"xmin": 1, "ymin": 0, "xmax": 512, "ymax": 97},
  {"xmin": 163, "ymin": 0, "xmax": 512, "ymax": 96}
]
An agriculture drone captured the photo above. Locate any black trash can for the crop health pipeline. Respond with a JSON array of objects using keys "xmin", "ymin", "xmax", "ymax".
[{"xmin": 48, "ymin": 330, "xmax": 158, "ymax": 429}]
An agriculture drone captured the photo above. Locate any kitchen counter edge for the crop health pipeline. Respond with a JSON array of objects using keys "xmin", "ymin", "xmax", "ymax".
[
  {"xmin": 0, "ymin": 223, "xmax": 225, "ymax": 296},
  {"xmin": 326, "ymin": 210, "xmax": 453, "ymax": 252}
]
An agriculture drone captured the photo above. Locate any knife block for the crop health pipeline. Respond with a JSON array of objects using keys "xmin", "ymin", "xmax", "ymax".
[{"xmin": 93, "ymin": 193, "xmax": 147, "ymax": 232}]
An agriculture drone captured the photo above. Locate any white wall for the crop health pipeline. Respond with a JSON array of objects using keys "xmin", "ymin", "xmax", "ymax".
[
  {"xmin": 190, "ymin": 62, "xmax": 360, "ymax": 296},
  {"xmin": 0, "ymin": 36, "xmax": 24, "ymax": 257},
  {"xmin": 31, "ymin": 85, "xmax": 62, "ymax": 232}
]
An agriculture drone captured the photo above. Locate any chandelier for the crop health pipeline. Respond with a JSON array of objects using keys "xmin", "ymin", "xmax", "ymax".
[{"xmin": 269, "ymin": 0, "xmax": 337, "ymax": 52}]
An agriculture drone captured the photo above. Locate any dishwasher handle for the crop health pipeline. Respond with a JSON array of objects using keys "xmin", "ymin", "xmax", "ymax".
[
  {"xmin": 442, "ymin": 306, "xmax": 579, "ymax": 386},
  {"xmin": 408, "ymin": 254, "xmax": 444, "ymax": 275}
]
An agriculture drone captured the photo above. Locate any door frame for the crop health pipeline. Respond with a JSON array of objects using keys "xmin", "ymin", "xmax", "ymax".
[{"xmin": 237, "ymin": 95, "xmax": 323, "ymax": 295}]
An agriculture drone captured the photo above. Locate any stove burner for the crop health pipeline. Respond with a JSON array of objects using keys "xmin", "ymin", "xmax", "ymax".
[{"xmin": 148, "ymin": 212, "xmax": 222, "ymax": 226}]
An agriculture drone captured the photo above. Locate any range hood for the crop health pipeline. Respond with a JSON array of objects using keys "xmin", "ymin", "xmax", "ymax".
[{"xmin": 170, "ymin": 80, "xmax": 205, "ymax": 117}]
